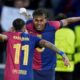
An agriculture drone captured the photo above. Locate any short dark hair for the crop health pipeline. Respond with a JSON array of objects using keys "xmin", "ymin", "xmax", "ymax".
[
  {"xmin": 13, "ymin": 18, "xmax": 25, "ymax": 31},
  {"xmin": 33, "ymin": 8, "xmax": 48, "ymax": 18}
]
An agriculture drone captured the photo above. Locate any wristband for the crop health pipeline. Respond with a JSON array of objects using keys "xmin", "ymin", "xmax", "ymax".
[{"xmin": 59, "ymin": 51, "xmax": 64, "ymax": 56}]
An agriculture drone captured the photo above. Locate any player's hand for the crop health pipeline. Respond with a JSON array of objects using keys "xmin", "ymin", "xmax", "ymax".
[
  {"xmin": 19, "ymin": 8, "xmax": 31, "ymax": 19},
  {"xmin": 19, "ymin": 8, "xmax": 27, "ymax": 15},
  {"xmin": 62, "ymin": 56, "xmax": 70, "ymax": 66}
]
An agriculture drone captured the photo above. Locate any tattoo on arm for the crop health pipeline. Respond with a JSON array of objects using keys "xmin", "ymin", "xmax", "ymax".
[{"xmin": 39, "ymin": 40, "xmax": 61, "ymax": 53}]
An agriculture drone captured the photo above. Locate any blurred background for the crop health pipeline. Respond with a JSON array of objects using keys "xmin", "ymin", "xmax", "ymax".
[{"xmin": 0, "ymin": 0, "xmax": 80, "ymax": 80}]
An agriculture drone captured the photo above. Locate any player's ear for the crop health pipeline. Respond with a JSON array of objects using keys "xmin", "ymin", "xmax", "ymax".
[
  {"xmin": 44, "ymin": 18, "xmax": 47, "ymax": 23},
  {"xmin": 24, "ymin": 25, "xmax": 28, "ymax": 33},
  {"xmin": 23, "ymin": 25, "xmax": 27, "ymax": 31}
]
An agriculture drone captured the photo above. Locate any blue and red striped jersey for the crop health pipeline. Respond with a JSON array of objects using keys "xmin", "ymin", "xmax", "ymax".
[
  {"xmin": 26, "ymin": 20, "xmax": 61, "ymax": 70},
  {"xmin": 3, "ymin": 32, "xmax": 41, "ymax": 80}
]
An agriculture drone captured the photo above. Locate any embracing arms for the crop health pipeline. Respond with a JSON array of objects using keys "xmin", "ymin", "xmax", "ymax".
[{"xmin": 39, "ymin": 39, "xmax": 70, "ymax": 66}]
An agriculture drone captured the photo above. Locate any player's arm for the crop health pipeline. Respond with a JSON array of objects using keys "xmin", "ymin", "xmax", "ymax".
[
  {"xmin": 0, "ymin": 34, "xmax": 8, "ymax": 40},
  {"xmin": 61, "ymin": 17, "xmax": 80, "ymax": 26},
  {"xmin": 39, "ymin": 39, "xmax": 70, "ymax": 66}
]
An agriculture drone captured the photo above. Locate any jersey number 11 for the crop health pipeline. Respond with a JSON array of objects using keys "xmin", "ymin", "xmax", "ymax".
[{"xmin": 13, "ymin": 44, "xmax": 29, "ymax": 65}]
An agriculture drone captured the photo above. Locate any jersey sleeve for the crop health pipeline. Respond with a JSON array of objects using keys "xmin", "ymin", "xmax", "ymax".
[{"xmin": 48, "ymin": 21, "xmax": 61, "ymax": 30}]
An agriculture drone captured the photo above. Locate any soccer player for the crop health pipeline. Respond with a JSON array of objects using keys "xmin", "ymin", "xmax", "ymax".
[
  {"xmin": 0, "ymin": 18, "xmax": 69, "ymax": 80},
  {"xmin": 19, "ymin": 8, "xmax": 80, "ymax": 80}
]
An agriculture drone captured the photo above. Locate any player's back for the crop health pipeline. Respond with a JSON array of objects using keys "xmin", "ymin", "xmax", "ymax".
[{"xmin": 4, "ymin": 32, "xmax": 41, "ymax": 80}]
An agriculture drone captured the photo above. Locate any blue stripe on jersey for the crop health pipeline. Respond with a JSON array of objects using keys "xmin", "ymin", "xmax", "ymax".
[
  {"xmin": 19, "ymin": 32, "xmax": 41, "ymax": 80},
  {"xmin": 19, "ymin": 32, "xmax": 33, "ymax": 80},
  {"xmin": 41, "ymin": 23, "xmax": 57, "ymax": 69}
]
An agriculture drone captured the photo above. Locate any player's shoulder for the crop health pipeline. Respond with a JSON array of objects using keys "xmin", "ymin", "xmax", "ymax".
[
  {"xmin": 3, "ymin": 32, "xmax": 17, "ymax": 39},
  {"xmin": 47, "ymin": 21, "xmax": 61, "ymax": 29},
  {"xmin": 21, "ymin": 32, "xmax": 34, "ymax": 38},
  {"xmin": 3, "ymin": 31, "xmax": 12, "ymax": 35},
  {"xmin": 4, "ymin": 32, "xmax": 22, "ymax": 36},
  {"xmin": 47, "ymin": 21, "xmax": 60, "ymax": 25},
  {"xmin": 26, "ymin": 19, "xmax": 33, "ymax": 24},
  {"xmin": 26, "ymin": 19, "xmax": 33, "ymax": 29}
]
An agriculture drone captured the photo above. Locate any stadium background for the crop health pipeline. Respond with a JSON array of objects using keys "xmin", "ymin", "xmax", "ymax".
[{"xmin": 0, "ymin": 0, "xmax": 80, "ymax": 80}]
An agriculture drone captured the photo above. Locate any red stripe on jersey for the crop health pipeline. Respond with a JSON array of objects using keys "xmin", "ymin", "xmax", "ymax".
[
  {"xmin": 48, "ymin": 21, "xmax": 61, "ymax": 29},
  {"xmin": 4, "ymin": 32, "xmax": 21, "ymax": 80}
]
